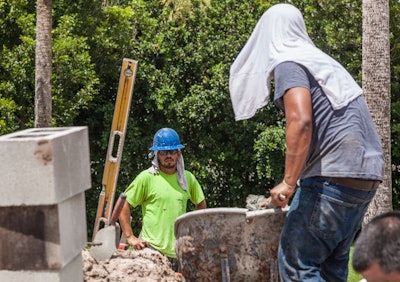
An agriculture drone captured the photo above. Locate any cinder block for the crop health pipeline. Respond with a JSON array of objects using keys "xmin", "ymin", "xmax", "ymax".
[
  {"xmin": 58, "ymin": 192, "xmax": 87, "ymax": 267},
  {"xmin": 0, "ymin": 192, "xmax": 87, "ymax": 270},
  {"xmin": 0, "ymin": 252, "xmax": 84, "ymax": 282},
  {"xmin": 0, "ymin": 127, "xmax": 91, "ymax": 206}
]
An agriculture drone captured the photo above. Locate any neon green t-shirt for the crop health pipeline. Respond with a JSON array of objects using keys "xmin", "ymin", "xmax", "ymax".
[{"xmin": 125, "ymin": 169, "xmax": 205, "ymax": 258}]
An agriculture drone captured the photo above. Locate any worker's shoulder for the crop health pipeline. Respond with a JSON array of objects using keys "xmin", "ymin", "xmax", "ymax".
[
  {"xmin": 184, "ymin": 169, "xmax": 196, "ymax": 177},
  {"xmin": 134, "ymin": 169, "xmax": 153, "ymax": 179},
  {"xmin": 276, "ymin": 61, "xmax": 308, "ymax": 74},
  {"xmin": 184, "ymin": 170, "xmax": 202, "ymax": 186}
]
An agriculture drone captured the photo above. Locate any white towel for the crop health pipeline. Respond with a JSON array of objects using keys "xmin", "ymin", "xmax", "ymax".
[{"xmin": 229, "ymin": 3, "xmax": 362, "ymax": 121}]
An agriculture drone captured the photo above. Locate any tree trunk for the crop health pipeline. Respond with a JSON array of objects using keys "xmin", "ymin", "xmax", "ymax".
[
  {"xmin": 362, "ymin": 0, "xmax": 392, "ymax": 224},
  {"xmin": 34, "ymin": 0, "xmax": 52, "ymax": 128}
]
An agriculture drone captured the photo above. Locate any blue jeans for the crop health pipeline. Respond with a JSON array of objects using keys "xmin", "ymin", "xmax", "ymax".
[{"xmin": 278, "ymin": 177, "xmax": 376, "ymax": 282}]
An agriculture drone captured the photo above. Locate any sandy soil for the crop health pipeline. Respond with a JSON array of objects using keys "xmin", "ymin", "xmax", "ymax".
[{"xmin": 82, "ymin": 248, "xmax": 183, "ymax": 282}]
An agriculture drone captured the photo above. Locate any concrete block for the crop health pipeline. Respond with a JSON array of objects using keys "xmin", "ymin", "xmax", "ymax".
[
  {"xmin": 58, "ymin": 192, "xmax": 87, "ymax": 267},
  {"xmin": 0, "ymin": 193, "xmax": 87, "ymax": 270},
  {"xmin": 0, "ymin": 252, "xmax": 84, "ymax": 282},
  {"xmin": 0, "ymin": 127, "xmax": 91, "ymax": 206}
]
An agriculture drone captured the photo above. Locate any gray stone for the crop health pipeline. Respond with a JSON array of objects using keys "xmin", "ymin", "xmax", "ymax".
[
  {"xmin": 0, "ymin": 127, "xmax": 91, "ymax": 206},
  {"xmin": 0, "ymin": 185, "xmax": 87, "ymax": 271},
  {"xmin": 0, "ymin": 127, "xmax": 91, "ymax": 282},
  {"xmin": 0, "ymin": 253, "xmax": 84, "ymax": 282}
]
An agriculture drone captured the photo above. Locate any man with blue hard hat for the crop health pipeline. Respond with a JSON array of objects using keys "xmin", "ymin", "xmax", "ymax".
[{"xmin": 119, "ymin": 128, "xmax": 206, "ymax": 271}]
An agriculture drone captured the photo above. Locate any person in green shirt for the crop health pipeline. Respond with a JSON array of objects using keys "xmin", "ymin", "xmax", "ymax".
[{"xmin": 119, "ymin": 128, "xmax": 206, "ymax": 271}]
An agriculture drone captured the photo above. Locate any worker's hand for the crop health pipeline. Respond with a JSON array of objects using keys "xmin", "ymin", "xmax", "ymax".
[
  {"xmin": 260, "ymin": 197, "xmax": 274, "ymax": 209},
  {"xmin": 261, "ymin": 181, "xmax": 296, "ymax": 208},
  {"xmin": 126, "ymin": 235, "xmax": 149, "ymax": 250}
]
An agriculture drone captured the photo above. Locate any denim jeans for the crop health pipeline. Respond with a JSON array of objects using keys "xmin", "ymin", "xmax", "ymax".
[{"xmin": 278, "ymin": 177, "xmax": 376, "ymax": 282}]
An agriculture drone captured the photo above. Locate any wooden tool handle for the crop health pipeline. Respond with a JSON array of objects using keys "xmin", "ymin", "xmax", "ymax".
[{"xmin": 110, "ymin": 193, "xmax": 127, "ymax": 223}]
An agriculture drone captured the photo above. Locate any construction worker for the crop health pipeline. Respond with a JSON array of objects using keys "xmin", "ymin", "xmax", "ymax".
[
  {"xmin": 229, "ymin": 3, "xmax": 384, "ymax": 281},
  {"xmin": 119, "ymin": 128, "xmax": 206, "ymax": 271},
  {"xmin": 352, "ymin": 211, "xmax": 400, "ymax": 282}
]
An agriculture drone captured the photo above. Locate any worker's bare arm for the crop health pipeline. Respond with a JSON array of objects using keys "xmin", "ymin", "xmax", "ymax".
[
  {"xmin": 262, "ymin": 86, "xmax": 312, "ymax": 208},
  {"xmin": 195, "ymin": 199, "xmax": 207, "ymax": 210},
  {"xmin": 119, "ymin": 201, "xmax": 149, "ymax": 250},
  {"xmin": 282, "ymin": 86, "xmax": 312, "ymax": 187}
]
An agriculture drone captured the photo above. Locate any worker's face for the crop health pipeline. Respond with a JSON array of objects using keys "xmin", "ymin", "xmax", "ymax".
[
  {"xmin": 158, "ymin": 149, "xmax": 181, "ymax": 170},
  {"xmin": 360, "ymin": 261, "xmax": 400, "ymax": 282}
]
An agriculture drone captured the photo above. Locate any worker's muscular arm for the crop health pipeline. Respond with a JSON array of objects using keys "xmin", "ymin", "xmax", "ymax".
[
  {"xmin": 283, "ymin": 86, "xmax": 312, "ymax": 186},
  {"xmin": 119, "ymin": 201, "xmax": 149, "ymax": 250},
  {"xmin": 195, "ymin": 199, "xmax": 207, "ymax": 210},
  {"xmin": 262, "ymin": 86, "xmax": 312, "ymax": 208}
]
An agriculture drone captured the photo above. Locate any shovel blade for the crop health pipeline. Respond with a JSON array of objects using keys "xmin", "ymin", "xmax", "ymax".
[{"xmin": 89, "ymin": 223, "xmax": 120, "ymax": 261}]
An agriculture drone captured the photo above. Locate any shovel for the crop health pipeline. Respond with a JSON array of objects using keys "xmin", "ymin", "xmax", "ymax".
[{"xmin": 89, "ymin": 192, "xmax": 127, "ymax": 261}]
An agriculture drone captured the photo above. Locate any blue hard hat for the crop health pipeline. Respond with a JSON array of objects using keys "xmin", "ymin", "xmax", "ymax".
[{"xmin": 149, "ymin": 128, "xmax": 185, "ymax": 151}]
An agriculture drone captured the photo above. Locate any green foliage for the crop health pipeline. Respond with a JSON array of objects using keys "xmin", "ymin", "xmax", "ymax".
[
  {"xmin": 0, "ymin": 0, "xmax": 35, "ymax": 48},
  {"xmin": 0, "ymin": 1, "xmax": 35, "ymax": 129},
  {"xmin": 52, "ymin": 14, "xmax": 99, "ymax": 125},
  {"xmin": 0, "ymin": 95, "xmax": 20, "ymax": 134},
  {"xmin": 0, "ymin": 0, "xmax": 99, "ymax": 129},
  {"xmin": 254, "ymin": 124, "xmax": 286, "ymax": 185}
]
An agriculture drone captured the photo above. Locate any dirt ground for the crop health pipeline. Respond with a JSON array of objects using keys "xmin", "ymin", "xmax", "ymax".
[{"xmin": 82, "ymin": 248, "xmax": 183, "ymax": 282}]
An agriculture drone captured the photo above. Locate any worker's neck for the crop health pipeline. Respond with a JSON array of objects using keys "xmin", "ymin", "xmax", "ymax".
[{"xmin": 160, "ymin": 167, "xmax": 177, "ymax": 175}]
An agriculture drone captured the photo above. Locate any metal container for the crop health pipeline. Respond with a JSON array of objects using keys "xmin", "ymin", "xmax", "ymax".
[{"xmin": 174, "ymin": 207, "xmax": 289, "ymax": 282}]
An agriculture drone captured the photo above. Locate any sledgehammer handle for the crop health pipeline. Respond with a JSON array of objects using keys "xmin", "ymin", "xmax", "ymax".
[{"xmin": 110, "ymin": 193, "xmax": 127, "ymax": 223}]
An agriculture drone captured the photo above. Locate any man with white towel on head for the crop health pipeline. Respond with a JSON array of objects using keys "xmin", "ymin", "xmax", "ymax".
[{"xmin": 229, "ymin": 4, "xmax": 384, "ymax": 281}]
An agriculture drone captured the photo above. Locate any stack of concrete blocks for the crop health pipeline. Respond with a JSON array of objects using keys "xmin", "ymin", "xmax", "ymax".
[{"xmin": 0, "ymin": 127, "xmax": 91, "ymax": 282}]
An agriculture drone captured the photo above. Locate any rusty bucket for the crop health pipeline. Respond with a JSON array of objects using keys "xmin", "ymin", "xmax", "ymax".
[{"xmin": 174, "ymin": 207, "xmax": 289, "ymax": 282}]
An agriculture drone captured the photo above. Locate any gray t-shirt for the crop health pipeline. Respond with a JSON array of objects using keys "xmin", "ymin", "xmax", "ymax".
[{"xmin": 274, "ymin": 61, "xmax": 384, "ymax": 181}]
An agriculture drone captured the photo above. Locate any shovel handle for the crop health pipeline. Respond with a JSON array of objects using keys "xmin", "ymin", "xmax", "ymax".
[{"xmin": 110, "ymin": 193, "xmax": 127, "ymax": 223}]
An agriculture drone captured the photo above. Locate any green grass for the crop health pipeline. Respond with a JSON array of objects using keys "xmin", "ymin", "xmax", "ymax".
[{"xmin": 348, "ymin": 245, "xmax": 363, "ymax": 282}]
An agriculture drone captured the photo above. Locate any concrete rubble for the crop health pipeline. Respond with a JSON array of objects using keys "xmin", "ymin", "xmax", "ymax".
[{"xmin": 82, "ymin": 248, "xmax": 182, "ymax": 282}]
